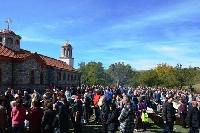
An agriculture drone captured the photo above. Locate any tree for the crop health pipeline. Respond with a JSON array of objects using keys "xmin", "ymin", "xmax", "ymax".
[
  {"xmin": 154, "ymin": 63, "xmax": 175, "ymax": 87},
  {"xmin": 78, "ymin": 61, "xmax": 105, "ymax": 85},
  {"xmin": 106, "ymin": 62, "xmax": 134, "ymax": 87},
  {"xmin": 136, "ymin": 69, "xmax": 158, "ymax": 87}
]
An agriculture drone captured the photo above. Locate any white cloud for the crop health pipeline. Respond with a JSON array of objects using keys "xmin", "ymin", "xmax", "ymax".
[{"xmin": 152, "ymin": 46, "xmax": 179, "ymax": 52}]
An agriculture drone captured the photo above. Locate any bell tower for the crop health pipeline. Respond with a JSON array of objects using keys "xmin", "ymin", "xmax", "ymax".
[
  {"xmin": 59, "ymin": 39, "xmax": 74, "ymax": 67},
  {"xmin": 0, "ymin": 18, "xmax": 22, "ymax": 51}
]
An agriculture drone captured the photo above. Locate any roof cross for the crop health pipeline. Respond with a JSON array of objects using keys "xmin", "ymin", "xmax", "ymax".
[{"xmin": 5, "ymin": 18, "xmax": 12, "ymax": 29}]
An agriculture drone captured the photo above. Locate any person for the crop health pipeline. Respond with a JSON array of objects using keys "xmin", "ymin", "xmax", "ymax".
[
  {"xmin": 41, "ymin": 102, "xmax": 56, "ymax": 133},
  {"xmin": 26, "ymin": 100, "xmax": 44, "ymax": 133},
  {"xmin": 106, "ymin": 103, "xmax": 119, "ymax": 133},
  {"xmin": 72, "ymin": 95, "xmax": 82, "ymax": 133},
  {"xmin": 178, "ymin": 99, "xmax": 187, "ymax": 128},
  {"xmin": 134, "ymin": 96, "xmax": 147, "ymax": 131},
  {"xmin": 22, "ymin": 91, "xmax": 31, "ymax": 110},
  {"xmin": 106, "ymin": 89, "xmax": 113, "ymax": 104},
  {"xmin": 161, "ymin": 96, "xmax": 176, "ymax": 133},
  {"xmin": 53, "ymin": 105, "xmax": 70, "ymax": 133},
  {"xmin": 186, "ymin": 101, "xmax": 200, "ymax": 133},
  {"xmin": 82, "ymin": 93, "xmax": 91, "ymax": 124},
  {"xmin": 118, "ymin": 96, "xmax": 135, "ymax": 133},
  {"xmin": 11, "ymin": 98, "xmax": 26, "ymax": 133},
  {"xmin": 0, "ymin": 98, "xmax": 7, "ymax": 133},
  {"xmin": 93, "ymin": 91, "xmax": 101, "ymax": 124},
  {"xmin": 100, "ymin": 95, "xmax": 109, "ymax": 133},
  {"xmin": 141, "ymin": 110, "xmax": 148, "ymax": 132}
]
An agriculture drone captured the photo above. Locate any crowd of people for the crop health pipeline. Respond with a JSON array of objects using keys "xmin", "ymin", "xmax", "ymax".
[{"xmin": 0, "ymin": 85, "xmax": 200, "ymax": 133}]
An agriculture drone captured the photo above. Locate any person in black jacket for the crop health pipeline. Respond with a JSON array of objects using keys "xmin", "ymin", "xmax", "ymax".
[
  {"xmin": 106, "ymin": 103, "xmax": 119, "ymax": 133},
  {"xmin": 72, "ymin": 96, "xmax": 82, "ymax": 133},
  {"xmin": 186, "ymin": 101, "xmax": 200, "ymax": 133},
  {"xmin": 41, "ymin": 102, "xmax": 56, "ymax": 133},
  {"xmin": 161, "ymin": 96, "xmax": 176, "ymax": 133},
  {"xmin": 53, "ymin": 105, "xmax": 70, "ymax": 133},
  {"xmin": 100, "ymin": 95, "xmax": 109, "ymax": 133}
]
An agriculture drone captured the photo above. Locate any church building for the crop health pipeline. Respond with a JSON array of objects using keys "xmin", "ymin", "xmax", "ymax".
[{"xmin": 0, "ymin": 18, "xmax": 81, "ymax": 91}]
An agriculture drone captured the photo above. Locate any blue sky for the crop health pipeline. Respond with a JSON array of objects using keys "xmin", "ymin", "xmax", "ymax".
[{"xmin": 1, "ymin": 0, "xmax": 200, "ymax": 70}]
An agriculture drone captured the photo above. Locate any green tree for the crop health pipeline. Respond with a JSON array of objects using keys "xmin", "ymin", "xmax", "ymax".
[
  {"xmin": 78, "ymin": 61, "xmax": 105, "ymax": 85},
  {"xmin": 154, "ymin": 63, "xmax": 175, "ymax": 87},
  {"xmin": 136, "ymin": 69, "xmax": 158, "ymax": 87},
  {"xmin": 106, "ymin": 62, "xmax": 133, "ymax": 86}
]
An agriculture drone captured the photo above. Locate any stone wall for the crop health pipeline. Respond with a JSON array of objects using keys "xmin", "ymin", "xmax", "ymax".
[
  {"xmin": 0, "ymin": 59, "xmax": 81, "ymax": 91},
  {"xmin": 0, "ymin": 60, "xmax": 12, "ymax": 84},
  {"xmin": 13, "ymin": 59, "xmax": 42, "ymax": 84}
]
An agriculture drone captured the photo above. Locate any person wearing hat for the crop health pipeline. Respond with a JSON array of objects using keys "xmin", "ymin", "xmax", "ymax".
[{"xmin": 161, "ymin": 96, "xmax": 176, "ymax": 133}]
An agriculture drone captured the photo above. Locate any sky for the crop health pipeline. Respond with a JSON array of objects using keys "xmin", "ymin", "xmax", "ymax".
[{"xmin": 0, "ymin": 0, "xmax": 200, "ymax": 70}]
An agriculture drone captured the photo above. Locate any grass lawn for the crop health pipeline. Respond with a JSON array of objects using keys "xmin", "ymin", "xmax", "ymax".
[
  {"xmin": 81, "ymin": 123, "xmax": 190, "ymax": 133},
  {"xmin": 70, "ymin": 116, "xmax": 191, "ymax": 133}
]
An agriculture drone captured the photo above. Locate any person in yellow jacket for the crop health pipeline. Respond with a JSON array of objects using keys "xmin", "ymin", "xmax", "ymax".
[{"xmin": 141, "ymin": 110, "xmax": 148, "ymax": 132}]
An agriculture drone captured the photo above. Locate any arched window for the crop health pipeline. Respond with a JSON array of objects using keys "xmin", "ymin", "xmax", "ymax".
[
  {"xmin": 15, "ymin": 40, "xmax": 20, "ymax": 45},
  {"xmin": 0, "ymin": 37, "xmax": 2, "ymax": 43},
  {"xmin": 58, "ymin": 72, "xmax": 61, "ymax": 80},
  {"xmin": 0, "ymin": 68, "xmax": 2, "ymax": 85},
  {"xmin": 30, "ymin": 70, "xmax": 34, "ymax": 85},
  {"xmin": 74, "ymin": 75, "xmax": 76, "ymax": 80},
  {"xmin": 63, "ymin": 73, "xmax": 66, "ymax": 80},
  {"xmin": 64, "ymin": 49, "xmax": 66, "ymax": 56},
  {"xmin": 40, "ymin": 72, "xmax": 44, "ymax": 85},
  {"xmin": 68, "ymin": 74, "xmax": 70, "ymax": 81},
  {"xmin": 7, "ymin": 38, "xmax": 13, "ymax": 44},
  {"xmin": 67, "ymin": 48, "xmax": 70, "ymax": 56}
]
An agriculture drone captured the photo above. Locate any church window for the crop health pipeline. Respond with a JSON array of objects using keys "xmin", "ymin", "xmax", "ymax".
[
  {"xmin": 7, "ymin": 38, "xmax": 13, "ymax": 44},
  {"xmin": 74, "ymin": 75, "xmax": 76, "ymax": 80},
  {"xmin": 63, "ymin": 73, "xmax": 66, "ymax": 80},
  {"xmin": 58, "ymin": 72, "xmax": 61, "ymax": 80},
  {"xmin": 0, "ymin": 37, "xmax": 2, "ymax": 43},
  {"xmin": 40, "ymin": 72, "xmax": 44, "ymax": 85},
  {"xmin": 67, "ymin": 73, "xmax": 70, "ymax": 81},
  {"xmin": 64, "ymin": 49, "xmax": 66, "ymax": 56},
  {"xmin": 30, "ymin": 70, "xmax": 34, "ymax": 85},
  {"xmin": 15, "ymin": 40, "xmax": 20, "ymax": 45},
  {"xmin": 0, "ymin": 68, "xmax": 2, "ymax": 85},
  {"xmin": 67, "ymin": 48, "xmax": 70, "ymax": 56}
]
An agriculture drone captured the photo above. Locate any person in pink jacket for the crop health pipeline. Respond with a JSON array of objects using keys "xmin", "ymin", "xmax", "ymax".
[{"xmin": 11, "ymin": 98, "xmax": 26, "ymax": 133}]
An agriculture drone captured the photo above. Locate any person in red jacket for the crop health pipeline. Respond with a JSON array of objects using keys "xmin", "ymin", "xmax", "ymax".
[
  {"xmin": 11, "ymin": 98, "xmax": 26, "ymax": 133},
  {"xmin": 26, "ymin": 100, "xmax": 44, "ymax": 133},
  {"xmin": 93, "ymin": 90, "xmax": 101, "ymax": 123}
]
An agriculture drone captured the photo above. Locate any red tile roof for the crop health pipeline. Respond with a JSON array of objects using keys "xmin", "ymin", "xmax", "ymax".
[
  {"xmin": 0, "ymin": 45, "xmax": 33, "ymax": 58},
  {"xmin": 63, "ymin": 43, "xmax": 72, "ymax": 47},
  {"xmin": 0, "ymin": 44, "xmax": 76, "ymax": 71}
]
